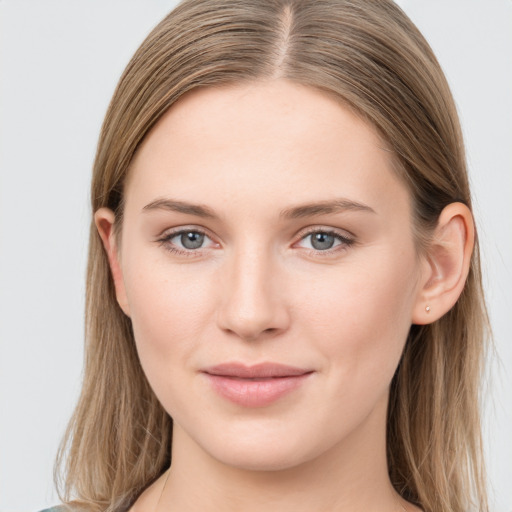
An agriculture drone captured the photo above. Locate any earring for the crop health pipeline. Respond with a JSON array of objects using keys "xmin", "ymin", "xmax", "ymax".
[{"xmin": 425, "ymin": 305, "xmax": 431, "ymax": 313}]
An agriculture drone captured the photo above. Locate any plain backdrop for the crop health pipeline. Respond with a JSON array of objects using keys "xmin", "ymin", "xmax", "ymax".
[{"xmin": 0, "ymin": 1, "xmax": 511, "ymax": 511}]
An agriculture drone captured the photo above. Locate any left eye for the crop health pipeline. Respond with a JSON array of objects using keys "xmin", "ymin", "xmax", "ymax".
[{"xmin": 297, "ymin": 230, "xmax": 353, "ymax": 251}]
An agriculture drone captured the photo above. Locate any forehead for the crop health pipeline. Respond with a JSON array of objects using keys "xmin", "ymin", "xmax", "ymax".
[
  {"xmin": 134, "ymin": 79, "xmax": 389, "ymax": 160},
  {"xmin": 126, "ymin": 79, "xmax": 410, "ymax": 220}
]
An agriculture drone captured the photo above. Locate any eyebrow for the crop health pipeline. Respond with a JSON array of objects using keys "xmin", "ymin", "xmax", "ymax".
[
  {"xmin": 143, "ymin": 198, "xmax": 218, "ymax": 218},
  {"xmin": 280, "ymin": 198, "xmax": 376, "ymax": 218},
  {"xmin": 142, "ymin": 197, "xmax": 376, "ymax": 219}
]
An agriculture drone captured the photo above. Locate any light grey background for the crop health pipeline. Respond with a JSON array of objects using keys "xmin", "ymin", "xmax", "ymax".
[{"xmin": 0, "ymin": 1, "xmax": 510, "ymax": 511}]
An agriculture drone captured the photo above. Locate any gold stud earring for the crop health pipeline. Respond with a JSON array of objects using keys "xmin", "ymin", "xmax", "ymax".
[{"xmin": 425, "ymin": 305, "xmax": 431, "ymax": 313}]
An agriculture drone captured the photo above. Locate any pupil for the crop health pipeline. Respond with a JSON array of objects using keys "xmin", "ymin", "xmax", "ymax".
[
  {"xmin": 181, "ymin": 232, "xmax": 204, "ymax": 249},
  {"xmin": 311, "ymin": 232, "xmax": 334, "ymax": 250}
]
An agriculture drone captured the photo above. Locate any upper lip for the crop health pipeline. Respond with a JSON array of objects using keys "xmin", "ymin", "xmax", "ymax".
[{"xmin": 202, "ymin": 362, "xmax": 313, "ymax": 379}]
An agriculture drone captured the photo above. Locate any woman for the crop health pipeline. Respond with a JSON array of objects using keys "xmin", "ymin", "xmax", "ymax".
[{"xmin": 50, "ymin": 1, "xmax": 490, "ymax": 511}]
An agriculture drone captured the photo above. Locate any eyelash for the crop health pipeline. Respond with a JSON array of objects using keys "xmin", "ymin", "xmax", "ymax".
[{"xmin": 157, "ymin": 226, "xmax": 355, "ymax": 259}]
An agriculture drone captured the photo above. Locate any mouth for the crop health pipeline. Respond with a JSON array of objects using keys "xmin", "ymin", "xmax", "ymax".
[{"xmin": 201, "ymin": 362, "xmax": 314, "ymax": 407}]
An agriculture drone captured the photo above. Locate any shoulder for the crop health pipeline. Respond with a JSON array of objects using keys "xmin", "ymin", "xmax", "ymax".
[{"xmin": 38, "ymin": 507, "xmax": 69, "ymax": 512}]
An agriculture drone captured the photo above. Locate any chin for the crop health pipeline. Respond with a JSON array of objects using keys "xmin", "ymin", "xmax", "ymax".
[
  {"xmin": 211, "ymin": 442, "xmax": 313, "ymax": 472},
  {"xmin": 192, "ymin": 419, "xmax": 328, "ymax": 473}
]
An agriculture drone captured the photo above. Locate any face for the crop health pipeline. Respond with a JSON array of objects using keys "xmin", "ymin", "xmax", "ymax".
[{"xmin": 106, "ymin": 80, "xmax": 428, "ymax": 471}]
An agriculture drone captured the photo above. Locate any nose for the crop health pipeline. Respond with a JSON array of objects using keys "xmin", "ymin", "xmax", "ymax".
[{"xmin": 216, "ymin": 242, "xmax": 290, "ymax": 342}]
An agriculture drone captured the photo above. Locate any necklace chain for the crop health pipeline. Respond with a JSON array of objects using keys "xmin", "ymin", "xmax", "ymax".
[{"xmin": 154, "ymin": 468, "xmax": 171, "ymax": 512}]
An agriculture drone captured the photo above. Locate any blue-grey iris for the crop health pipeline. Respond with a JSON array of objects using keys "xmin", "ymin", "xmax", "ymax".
[
  {"xmin": 181, "ymin": 232, "xmax": 204, "ymax": 249},
  {"xmin": 311, "ymin": 232, "xmax": 335, "ymax": 250}
]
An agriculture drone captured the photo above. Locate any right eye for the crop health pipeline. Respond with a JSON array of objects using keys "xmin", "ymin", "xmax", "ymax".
[{"xmin": 158, "ymin": 228, "xmax": 218, "ymax": 257}]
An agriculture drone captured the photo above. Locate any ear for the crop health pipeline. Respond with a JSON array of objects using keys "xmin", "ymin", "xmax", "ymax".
[
  {"xmin": 94, "ymin": 207, "xmax": 130, "ymax": 317},
  {"xmin": 412, "ymin": 202, "xmax": 474, "ymax": 325}
]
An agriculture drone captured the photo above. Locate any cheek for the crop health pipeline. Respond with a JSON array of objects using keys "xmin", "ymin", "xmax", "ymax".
[
  {"xmin": 122, "ymin": 252, "xmax": 216, "ymax": 389},
  {"xmin": 297, "ymin": 250, "xmax": 418, "ymax": 383}
]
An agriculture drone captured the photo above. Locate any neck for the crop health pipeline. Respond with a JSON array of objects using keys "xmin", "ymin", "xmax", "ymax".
[{"xmin": 159, "ymin": 394, "xmax": 406, "ymax": 512}]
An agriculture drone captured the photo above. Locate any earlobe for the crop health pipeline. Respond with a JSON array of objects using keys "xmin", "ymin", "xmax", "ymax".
[
  {"xmin": 412, "ymin": 202, "xmax": 474, "ymax": 325},
  {"xmin": 94, "ymin": 207, "xmax": 131, "ymax": 317}
]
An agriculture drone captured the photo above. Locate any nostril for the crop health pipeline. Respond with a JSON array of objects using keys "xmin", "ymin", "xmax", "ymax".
[{"xmin": 215, "ymin": 271, "xmax": 291, "ymax": 340}]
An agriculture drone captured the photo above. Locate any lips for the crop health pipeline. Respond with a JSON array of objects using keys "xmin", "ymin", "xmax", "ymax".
[{"xmin": 202, "ymin": 363, "xmax": 313, "ymax": 407}]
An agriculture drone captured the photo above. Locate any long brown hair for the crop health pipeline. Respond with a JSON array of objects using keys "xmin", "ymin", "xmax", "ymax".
[{"xmin": 56, "ymin": 1, "xmax": 490, "ymax": 511}]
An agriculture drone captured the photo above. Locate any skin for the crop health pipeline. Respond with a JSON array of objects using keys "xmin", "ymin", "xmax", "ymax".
[{"xmin": 96, "ymin": 79, "xmax": 474, "ymax": 512}]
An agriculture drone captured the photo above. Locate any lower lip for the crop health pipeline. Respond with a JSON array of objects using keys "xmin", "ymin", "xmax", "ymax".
[{"xmin": 204, "ymin": 373, "xmax": 312, "ymax": 407}]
